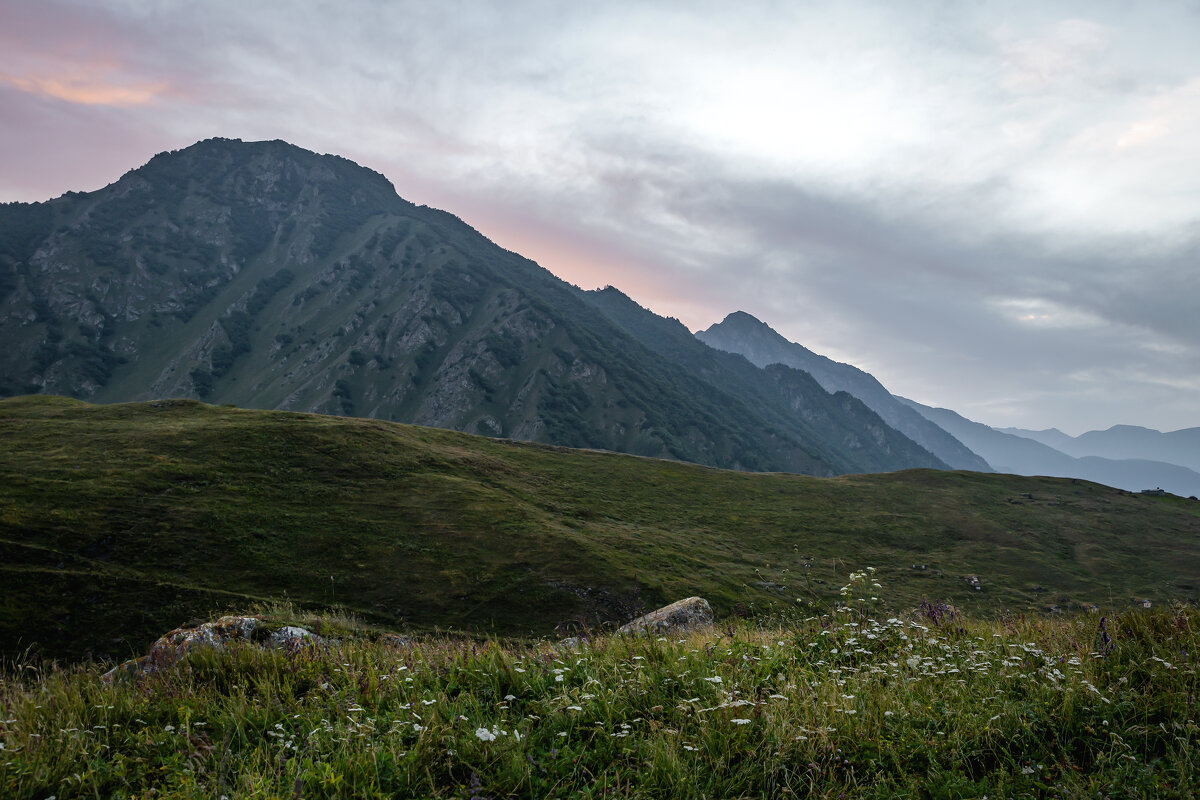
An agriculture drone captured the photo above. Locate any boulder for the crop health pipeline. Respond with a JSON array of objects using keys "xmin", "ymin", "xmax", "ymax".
[
  {"xmin": 619, "ymin": 597, "xmax": 714, "ymax": 636},
  {"xmin": 101, "ymin": 615, "xmax": 327, "ymax": 682}
]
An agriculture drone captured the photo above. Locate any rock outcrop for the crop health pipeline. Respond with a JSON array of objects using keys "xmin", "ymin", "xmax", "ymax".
[
  {"xmin": 101, "ymin": 615, "xmax": 327, "ymax": 682},
  {"xmin": 618, "ymin": 597, "xmax": 714, "ymax": 636}
]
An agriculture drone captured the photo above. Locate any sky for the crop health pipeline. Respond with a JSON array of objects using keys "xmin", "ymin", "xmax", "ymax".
[{"xmin": 2, "ymin": 0, "xmax": 1199, "ymax": 434}]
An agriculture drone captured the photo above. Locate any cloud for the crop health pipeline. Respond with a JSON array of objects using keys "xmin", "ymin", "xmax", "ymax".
[
  {"xmin": 1, "ymin": 0, "xmax": 1197, "ymax": 432},
  {"xmin": 0, "ymin": 71, "xmax": 168, "ymax": 107}
]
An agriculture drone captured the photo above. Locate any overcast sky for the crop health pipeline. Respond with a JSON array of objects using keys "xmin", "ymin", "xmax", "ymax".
[{"xmin": 3, "ymin": 0, "xmax": 1199, "ymax": 434}]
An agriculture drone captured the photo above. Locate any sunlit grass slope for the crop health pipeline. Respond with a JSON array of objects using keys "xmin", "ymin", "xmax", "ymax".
[{"xmin": 2, "ymin": 395, "xmax": 1199, "ymax": 661}]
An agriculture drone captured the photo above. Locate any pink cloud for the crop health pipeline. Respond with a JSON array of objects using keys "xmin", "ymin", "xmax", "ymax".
[{"xmin": 1, "ymin": 70, "xmax": 169, "ymax": 107}]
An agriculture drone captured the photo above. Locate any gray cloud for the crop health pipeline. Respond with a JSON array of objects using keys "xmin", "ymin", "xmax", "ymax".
[{"xmin": 2, "ymin": 0, "xmax": 1198, "ymax": 433}]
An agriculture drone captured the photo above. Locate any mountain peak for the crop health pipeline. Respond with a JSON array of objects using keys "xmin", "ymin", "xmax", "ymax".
[{"xmin": 708, "ymin": 310, "xmax": 772, "ymax": 334}]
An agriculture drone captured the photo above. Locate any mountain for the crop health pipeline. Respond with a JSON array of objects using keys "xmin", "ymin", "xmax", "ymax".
[
  {"xmin": 1004, "ymin": 424, "xmax": 1200, "ymax": 475},
  {"xmin": 697, "ymin": 311, "xmax": 991, "ymax": 471},
  {"xmin": 582, "ymin": 289, "xmax": 947, "ymax": 474},
  {"xmin": 0, "ymin": 137, "xmax": 942, "ymax": 476},
  {"xmin": 998, "ymin": 426, "xmax": 1076, "ymax": 452},
  {"xmin": 6, "ymin": 396, "xmax": 1200, "ymax": 661},
  {"xmin": 903, "ymin": 399, "xmax": 1200, "ymax": 498}
]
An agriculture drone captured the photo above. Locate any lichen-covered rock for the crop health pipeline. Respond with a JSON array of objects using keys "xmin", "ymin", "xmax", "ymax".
[
  {"xmin": 101, "ymin": 615, "xmax": 326, "ymax": 682},
  {"xmin": 267, "ymin": 625, "xmax": 324, "ymax": 650},
  {"xmin": 618, "ymin": 597, "xmax": 714, "ymax": 636}
]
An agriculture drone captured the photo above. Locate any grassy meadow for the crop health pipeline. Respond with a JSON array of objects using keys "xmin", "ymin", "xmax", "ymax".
[
  {"xmin": 3, "ymin": 395, "xmax": 1200, "ymax": 662},
  {"xmin": 1, "ymin": 582, "xmax": 1197, "ymax": 798}
]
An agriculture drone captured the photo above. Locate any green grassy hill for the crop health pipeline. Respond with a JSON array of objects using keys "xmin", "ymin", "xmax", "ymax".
[{"xmin": 3, "ymin": 395, "xmax": 1199, "ymax": 662}]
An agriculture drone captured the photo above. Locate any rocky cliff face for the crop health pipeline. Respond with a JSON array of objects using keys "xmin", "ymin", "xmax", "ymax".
[{"xmin": 0, "ymin": 138, "xmax": 943, "ymax": 475}]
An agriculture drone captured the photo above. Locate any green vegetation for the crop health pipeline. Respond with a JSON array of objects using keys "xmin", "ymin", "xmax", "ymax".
[
  {"xmin": 3, "ymin": 396, "xmax": 1199, "ymax": 665},
  {"xmin": 2, "ymin": 589, "xmax": 1198, "ymax": 797}
]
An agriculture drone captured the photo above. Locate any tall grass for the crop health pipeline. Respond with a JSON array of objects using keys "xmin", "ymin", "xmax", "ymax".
[{"xmin": 2, "ymin": 592, "xmax": 1197, "ymax": 798}]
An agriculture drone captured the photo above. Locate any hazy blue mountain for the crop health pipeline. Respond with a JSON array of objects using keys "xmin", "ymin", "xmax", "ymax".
[
  {"xmin": 697, "ymin": 311, "xmax": 991, "ymax": 471},
  {"xmin": 1004, "ymin": 425, "xmax": 1200, "ymax": 475},
  {"xmin": 0, "ymin": 137, "xmax": 941, "ymax": 477},
  {"xmin": 904, "ymin": 399, "xmax": 1200, "ymax": 497},
  {"xmin": 999, "ymin": 427, "xmax": 1077, "ymax": 452}
]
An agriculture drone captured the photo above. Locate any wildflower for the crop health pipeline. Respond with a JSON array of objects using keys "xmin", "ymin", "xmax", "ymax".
[
  {"xmin": 1021, "ymin": 766, "xmax": 1035, "ymax": 775},
  {"xmin": 704, "ymin": 676, "xmax": 723, "ymax": 683},
  {"xmin": 731, "ymin": 718, "xmax": 751, "ymax": 725},
  {"xmin": 475, "ymin": 728, "xmax": 497, "ymax": 742}
]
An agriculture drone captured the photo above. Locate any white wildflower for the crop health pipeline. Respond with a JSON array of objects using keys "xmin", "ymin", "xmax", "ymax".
[{"xmin": 475, "ymin": 728, "xmax": 496, "ymax": 742}]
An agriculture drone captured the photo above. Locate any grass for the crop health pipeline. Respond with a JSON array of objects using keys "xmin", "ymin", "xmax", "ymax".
[
  {"xmin": 2, "ymin": 579, "xmax": 1198, "ymax": 798},
  {"xmin": 3, "ymin": 395, "xmax": 1200, "ymax": 663}
]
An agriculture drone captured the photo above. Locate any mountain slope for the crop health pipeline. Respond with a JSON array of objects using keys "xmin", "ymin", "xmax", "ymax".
[
  {"xmin": 4, "ymin": 396, "xmax": 1200, "ymax": 661},
  {"xmin": 903, "ymin": 399, "xmax": 1200, "ymax": 497},
  {"xmin": 697, "ymin": 311, "xmax": 991, "ymax": 471},
  {"xmin": 0, "ymin": 137, "xmax": 932, "ymax": 476},
  {"xmin": 582, "ymin": 288, "xmax": 947, "ymax": 474}
]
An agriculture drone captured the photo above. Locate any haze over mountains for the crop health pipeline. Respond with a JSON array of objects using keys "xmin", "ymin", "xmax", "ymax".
[{"xmin": 1, "ymin": 137, "xmax": 1193, "ymax": 495}]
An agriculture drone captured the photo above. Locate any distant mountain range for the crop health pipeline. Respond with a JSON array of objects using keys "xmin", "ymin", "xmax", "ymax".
[
  {"xmin": 696, "ymin": 312, "xmax": 1199, "ymax": 497},
  {"xmin": 906, "ymin": 400, "xmax": 1200, "ymax": 498},
  {"xmin": 0, "ymin": 137, "xmax": 945, "ymax": 477},
  {"xmin": 1000, "ymin": 425, "xmax": 1200, "ymax": 475}
]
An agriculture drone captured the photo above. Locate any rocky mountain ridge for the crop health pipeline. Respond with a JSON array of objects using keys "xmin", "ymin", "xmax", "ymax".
[{"xmin": 0, "ymin": 137, "xmax": 943, "ymax": 476}]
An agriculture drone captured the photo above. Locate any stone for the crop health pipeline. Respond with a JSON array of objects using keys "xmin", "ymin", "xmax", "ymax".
[
  {"xmin": 102, "ymin": 615, "xmax": 327, "ymax": 682},
  {"xmin": 618, "ymin": 597, "xmax": 714, "ymax": 636},
  {"xmin": 267, "ymin": 625, "xmax": 325, "ymax": 650}
]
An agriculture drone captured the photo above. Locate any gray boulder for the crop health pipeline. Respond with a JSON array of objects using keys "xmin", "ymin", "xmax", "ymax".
[
  {"xmin": 619, "ymin": 597, "xmax": 714, "ymax": 636},
  {"xmin": 102, "ymin": 615, "xmax": 327, "ymax": 682}
]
